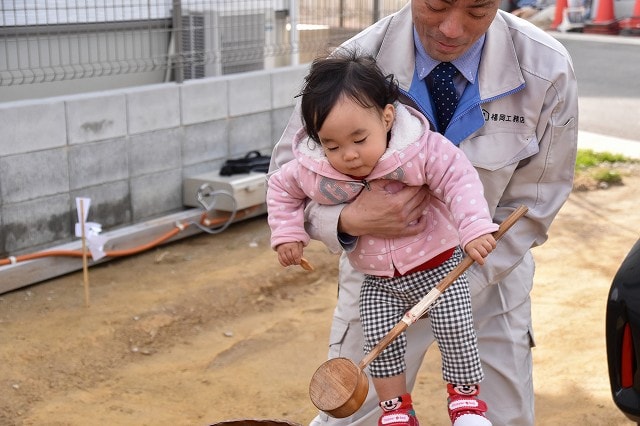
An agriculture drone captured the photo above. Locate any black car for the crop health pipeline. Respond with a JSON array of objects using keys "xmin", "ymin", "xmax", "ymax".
[{"xmin": 606, "ymin": 238, "xmax": 640, "ymax": 424}]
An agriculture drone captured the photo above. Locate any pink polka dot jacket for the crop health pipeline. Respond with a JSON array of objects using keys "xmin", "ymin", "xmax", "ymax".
[{"xmin": 267, "ymin": 103, "xmax": 499, "ymax": 277}]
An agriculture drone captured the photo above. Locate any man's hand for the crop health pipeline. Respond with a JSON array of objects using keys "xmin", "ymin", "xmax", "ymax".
[{"xmin": 338, "ymin": 181, "xmax": 430, "ymax": 238}]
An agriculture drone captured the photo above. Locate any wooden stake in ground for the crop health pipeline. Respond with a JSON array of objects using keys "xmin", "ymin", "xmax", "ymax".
[{"xmin": 79, "ymin": 199, "xmax": 90, "ymax": 307}]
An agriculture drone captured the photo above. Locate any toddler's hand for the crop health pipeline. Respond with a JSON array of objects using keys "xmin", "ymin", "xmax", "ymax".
[
  {"xmin": 276, "ymin": 241, "xmax": 304, "ymax": 268},
  {"xmin": 464, "ymin": 234, "xmax": 497, "ymax": 265}
]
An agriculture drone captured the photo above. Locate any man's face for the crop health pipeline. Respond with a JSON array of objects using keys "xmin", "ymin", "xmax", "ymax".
[{"xmin": 412, "ymin": 0, "xmax": 500, "ymax": 62}]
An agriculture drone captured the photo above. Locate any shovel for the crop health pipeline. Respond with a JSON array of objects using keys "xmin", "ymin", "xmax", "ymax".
[{"xmin": 308, "ymin": 205, "xmax": 529, "ymax": 418}]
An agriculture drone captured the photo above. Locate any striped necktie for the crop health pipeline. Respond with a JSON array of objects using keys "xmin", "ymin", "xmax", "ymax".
[{"xmin": 430, "ymin": 62, "xmax": 459, "ymax": 131}]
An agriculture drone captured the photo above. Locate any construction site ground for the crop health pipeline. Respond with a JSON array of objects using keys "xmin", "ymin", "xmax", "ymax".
[{"xmin": 1, "ymin": 169, "xmax": 640, "ymax": 426}]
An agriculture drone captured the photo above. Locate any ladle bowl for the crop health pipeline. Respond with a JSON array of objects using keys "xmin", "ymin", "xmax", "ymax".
[{"xmin": 309, "ymin": 357, "xmax": 369, "ymax": 418}]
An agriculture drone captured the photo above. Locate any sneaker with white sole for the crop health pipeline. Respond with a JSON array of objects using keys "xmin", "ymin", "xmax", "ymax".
[
  {"xmin": 378, "ymin": 393, "xmax": 420, "ymax": 426},
  {"xmin": 447, "ymin": 384, "xmax": 492, "ymax": 426},
  {"xmin": 378, "ymin": 407, "xmax": 420, "ymax": 426}
]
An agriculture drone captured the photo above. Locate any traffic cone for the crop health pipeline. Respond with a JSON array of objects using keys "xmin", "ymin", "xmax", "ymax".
[
  {"xmin": 619, "ymin": 0, "xmax": 640, "ymax": 35},
  {"xmin": 593, "ymin": 0, "xmax": 615, "ymax": 23},
  {"xmin": 583, "ymin": 0, "xmax": 620, "ymax": 34},
  {"xmin": 550, "ymin": 0, "xmax": 568, "ymax": 30}
]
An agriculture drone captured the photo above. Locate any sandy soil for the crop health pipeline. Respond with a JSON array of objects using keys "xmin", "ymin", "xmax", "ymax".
[{"xmin": 1, "ymin": 171, "xmax": 640, "ymax": 426}]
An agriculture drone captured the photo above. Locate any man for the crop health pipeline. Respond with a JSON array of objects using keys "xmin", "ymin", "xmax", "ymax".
[{"xmin": 269, "ymin": 0, "xmax": 578, "ymax": 425}]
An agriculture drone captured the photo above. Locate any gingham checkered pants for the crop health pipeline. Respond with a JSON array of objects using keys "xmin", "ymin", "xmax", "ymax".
[{"xmin": 360, "ymin": 247, "xmax": 484, "ymax": 385}]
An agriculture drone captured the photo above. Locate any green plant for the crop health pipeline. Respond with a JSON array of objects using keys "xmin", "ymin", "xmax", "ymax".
[
  {"xmin": 575, "ymin": 149, "xmax": 629, "ymax": 170},
  {"xmin": 574, "ymin": 149, "xmax": 636, "ymax": 188},
  {"xmin": 592, "ymin": 168, "xmax": 622, "ymax": 185}
]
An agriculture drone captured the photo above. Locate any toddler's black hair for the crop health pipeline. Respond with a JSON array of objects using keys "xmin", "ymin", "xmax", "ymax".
[{"xmin": 298, "ymin": 48, "xmax": 399, "ymax": 144}]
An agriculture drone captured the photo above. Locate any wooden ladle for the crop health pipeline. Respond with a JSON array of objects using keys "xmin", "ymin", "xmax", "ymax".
[{"xmin": 308, "ymin": 205, "xmax": 529, "ymax": 418}]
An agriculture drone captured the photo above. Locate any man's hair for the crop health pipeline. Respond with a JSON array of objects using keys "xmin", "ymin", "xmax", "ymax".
[{"xmin": 298, "ymin": 48, "xmax": 399, "ymax": 144}]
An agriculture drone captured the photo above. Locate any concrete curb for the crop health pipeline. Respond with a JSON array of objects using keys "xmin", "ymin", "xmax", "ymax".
[{"xmin": 578, "ymin": 130, "xmax": 640, "ymax": 159}]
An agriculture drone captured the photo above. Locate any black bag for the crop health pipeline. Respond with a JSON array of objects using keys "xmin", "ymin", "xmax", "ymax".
[{"xmin": 219, "ymin": 151, "xmax": 271, "ymax": 176}]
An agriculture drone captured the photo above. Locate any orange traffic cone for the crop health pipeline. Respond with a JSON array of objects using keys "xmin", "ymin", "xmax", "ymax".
[
  {"xmin": 593, "ymin": 0, "xmax": 615, "ymax": 23},
  {"xmin": 619, "ymin": 0, "xmax": 640, "ymax": 35},
  {"xmin": 550, "ymin": 0, "xmax": 569, "ymax": 30},
  {"xmin": 583, "ymin": 0, "xmax": 620, "ymax": 34}
]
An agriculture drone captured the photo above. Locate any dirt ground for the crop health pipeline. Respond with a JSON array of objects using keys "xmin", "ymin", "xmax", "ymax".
[{"xmin": 1, "ymin": 170, "xmax": 640, "ymax": 426}]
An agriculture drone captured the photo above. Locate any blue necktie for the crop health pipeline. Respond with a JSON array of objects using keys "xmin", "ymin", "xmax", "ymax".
[{"xmin": 430, "ymin": 62, "xmax": 459, "ymax": 131}]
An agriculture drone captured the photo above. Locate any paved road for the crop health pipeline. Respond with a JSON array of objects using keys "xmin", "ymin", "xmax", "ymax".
[{"xmin": 553, "ymin": 32, "xmax": 640, "ymax": 143}]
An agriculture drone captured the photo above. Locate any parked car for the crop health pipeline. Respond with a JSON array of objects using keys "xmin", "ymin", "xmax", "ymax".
[{"xmin": 606, "ymin": 238, "xmax": 640, "ymax": 424}]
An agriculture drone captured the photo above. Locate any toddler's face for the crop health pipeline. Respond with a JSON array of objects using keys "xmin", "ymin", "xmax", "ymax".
[{"xmin": 317, "ymin": 96, "xmax": 394, "ymax": 178}]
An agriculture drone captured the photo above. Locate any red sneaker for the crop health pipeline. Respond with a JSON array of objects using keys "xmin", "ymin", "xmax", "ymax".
[
  {"xmin": 378, "ymin": 394, "xmax": 420, "ymax": 426},
  {"xmin": 447, "ymin": 384, "xmax": 492, "ymax": 426},
  {"xmin": 378, "ymin": 407, "xmax": 419, "ymax": 426}
]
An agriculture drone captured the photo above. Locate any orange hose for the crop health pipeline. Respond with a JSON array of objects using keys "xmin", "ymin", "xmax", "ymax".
[
  {"xmin": 104, "ymin": 227, "xmax": 182, "ymax": 257},
  {"xmin": 0, "ymin": 206, "xmax": 261, "ymax": 267}
]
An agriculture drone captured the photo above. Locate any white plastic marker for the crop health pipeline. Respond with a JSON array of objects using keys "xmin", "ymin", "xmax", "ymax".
[
  {"xmin": 74, "ymin": 197, "xmax": 107, "ymax": 261},
  {"xmin": 75, "ymin": 197, "xmax": 106, "ymax": 307}
]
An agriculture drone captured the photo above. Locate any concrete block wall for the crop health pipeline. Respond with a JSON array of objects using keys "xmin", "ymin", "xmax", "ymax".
[{"xmin": 0, "ymin": 65, "xmax": 309, "ymax": 258}]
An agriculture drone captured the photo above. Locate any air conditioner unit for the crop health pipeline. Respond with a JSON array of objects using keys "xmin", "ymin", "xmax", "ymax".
[{"xmin": 181, "ymin": 5, "xmax": 268, "ymax": 79}]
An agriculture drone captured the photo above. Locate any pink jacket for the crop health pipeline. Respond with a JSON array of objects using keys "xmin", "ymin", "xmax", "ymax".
[{"xmin": 267, "ymin": 103, "xmax": 498, "ymax": 277}]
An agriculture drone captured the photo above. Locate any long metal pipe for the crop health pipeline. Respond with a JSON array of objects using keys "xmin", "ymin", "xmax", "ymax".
[
  {"xmin": 172, "ymin": 0, "xmax": 184, "ymax": 83},
  {"xmin": 290, "ymin": 0, "xmax": 299, "ymax": 66}
]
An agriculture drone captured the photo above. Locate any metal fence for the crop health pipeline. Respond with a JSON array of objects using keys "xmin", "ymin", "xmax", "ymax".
[{"xmin": 0, "ymin": 1, "xmax": 409, "ymax": 88}]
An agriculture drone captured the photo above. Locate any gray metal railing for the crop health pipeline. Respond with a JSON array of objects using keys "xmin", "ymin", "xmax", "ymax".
[{"xmin": 0, "ymin": 1, "xmax": 409, "ymax": 89}]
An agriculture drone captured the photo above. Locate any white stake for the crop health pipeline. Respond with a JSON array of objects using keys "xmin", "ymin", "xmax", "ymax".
[{"xmin": 79, "ymin": 199, "xmax": 90, "ymax": 307}]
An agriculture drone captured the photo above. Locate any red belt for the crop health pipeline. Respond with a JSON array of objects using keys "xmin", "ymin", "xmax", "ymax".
[{"xmin": 394, "ymin": 247, "xmax": 455, "ymax": 277}]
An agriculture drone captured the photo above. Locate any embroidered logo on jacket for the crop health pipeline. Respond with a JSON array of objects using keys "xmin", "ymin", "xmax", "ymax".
[
  {"xmin": 482, "ymin": 108, "xmax": 525, "ymax": 124},
  {"xmin": 382, "ymin": 168, "xmax": 405, "ymax": 181},
  {"xmin": 318, "ymin": 168, "xmax": 407, "ymax": 204},
  {"xmin": 319, "ymin": 177, "xmax": 364, "ymax": 203}
]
